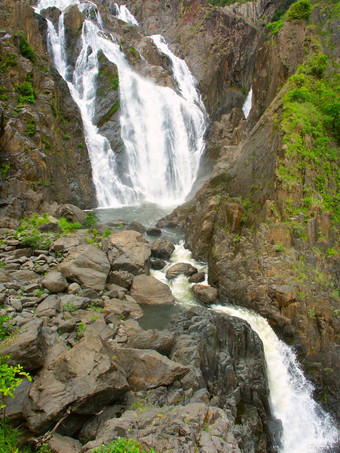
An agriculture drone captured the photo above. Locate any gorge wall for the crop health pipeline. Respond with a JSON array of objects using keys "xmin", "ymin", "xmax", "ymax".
[{"xmin": 0, "ymin": 0, "xmax": 339, "ymax": 450}]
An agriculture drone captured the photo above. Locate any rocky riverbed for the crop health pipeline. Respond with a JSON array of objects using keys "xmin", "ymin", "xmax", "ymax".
[{"xmin": 0, "ymin": 205, "xmax": 278, "ymax": 453}]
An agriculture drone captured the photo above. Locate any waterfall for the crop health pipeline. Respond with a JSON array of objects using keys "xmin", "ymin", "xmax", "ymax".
[
  {"xmin": 114, "ymin": 3, "xmax": 138, "ymax": 25},
  {"xmin": 242, "ymin": 86, "xmax": 252, "ymax": 119},
  {"xmin": 152, "ymin": 241, "xmax": 339, "ymax": 452},
  {"xmin": 35, "ymin": 1, "xmax": 207, "ymax": 208},
  {"xmin": 214, "ymin": 304, "xmax": 339, "ymax": 453}
]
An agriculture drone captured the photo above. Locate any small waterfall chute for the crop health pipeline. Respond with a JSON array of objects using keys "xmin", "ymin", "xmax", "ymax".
[{"xmin": 242, "ymin": 86, "xmax": 252, "ymax": 119}]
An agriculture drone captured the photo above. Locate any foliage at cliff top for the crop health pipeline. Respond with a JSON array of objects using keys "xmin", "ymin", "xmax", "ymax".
[
  {"xmin": 276, "ymin": 43, "xmax": 339, "ymax": 224},
  {"xmin": 268, "ymin": 0, "xmax": 312, "ymax": 33}
]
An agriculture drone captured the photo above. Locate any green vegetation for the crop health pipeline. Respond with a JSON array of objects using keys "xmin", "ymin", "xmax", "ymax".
[
  {"xmin": 129, "ymin": 47, "xmax": 139, "ymax": 58},
  {"xmin": 0, "ymin": 163, "xmax": 11, "ymax": 179},
  {"xmin": 85, "ymin": 211, "xmax": 97, "ymax": 228},
  {"xmin": 58, "ymin": 217, "xmax": 82, "ymax": 233},
  {"xmin": 15, "ymin": 30, "xmax": 36, "ymax": 63},
  {"xmin": 0, "ymin": 53, "xmax": 17, "ymax": 73},
  {"xmin": 15, "ymin": 80, "xmax": 36, "ymax": 104},
  {"xmin": 76, "ymin": 322, "xmax": 86, "ymax": 339},
  {"xmin": 16, "ymin": 214, "xmax": 52, "ymax": 250},
  {"xmin": 0, "ymin": 86, "xmax": 8, "ymax": 102},
  {"xmin": 286, "ymin": 0, "xmax": 312, "ymax": 21},
  {"xmin": 102, "ymin": 229, "xmax": 112, "ymax": 238},
  {"xmin": 64, "ymin": 301, "xmax": 78, "ymax": 313},
  {"xmin": 268, "ymin": 0, "xmax": 311, "ymax": 33},
  {"xmin": 97, "ymin": 101, "xmax": 120, "ymax": 128},
  {"xmin": 90, "ymin": 438, "xmax": 156, "ymax": 452},
  {"xmin": 0, "ymin": 315, "xmax": 12, "ymax": 341},
  {"xmin": 277, "ymin": 50, "xmax": 340, "ymax": 223},
  {"xmin": 26, "ymin": 118, "xmax": 36, "ymax": 137}
]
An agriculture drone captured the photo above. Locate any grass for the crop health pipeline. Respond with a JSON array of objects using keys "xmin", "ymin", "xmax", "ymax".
[{"xmin": 90, "ymin": 438, "xmax": 155, "ymax": 452}]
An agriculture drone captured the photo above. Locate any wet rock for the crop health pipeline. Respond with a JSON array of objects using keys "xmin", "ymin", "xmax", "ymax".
[
  {"xmin": 126, "ymin": 221, "xmax": 146, "ymax": 234},
  {"xmin": 130, "ymin": 274, "xmax": 174, "ymax": 305},
  {"xmin": 191, "ymin": 284, "xmax": 218, "ymax": 305},
  {"xmin": 188, "ymin": 272, "xmax": 205, "ymax": 283},
  {"xmin": 93, "ymin": 50, "xmax": 123, "ymax": 153},
  {"xmin": 57, "ymin": 244, "xmax": 110, "ymax": 291},
  {"xmin": 104, "ymin": 297, "xmax": 143, "ymax": 320},
  {"xmin": 166, "ymin": 262, "xmax": 198, "ymax": 279},
  {"xmin": 146, "ymin": 227, "xmax": 162, "ymax": 236},
  {"xmin": 150, "ymin": 258, "xmax": 167, "ymax": 270},
  {"xmin": 23, "ymin": 335, "xmax": 129, "ymax": 434},
  {"xmin": 41, "ymin": 270, "xmax": 68, "ymax": 293},
  {"xmin": 151, "ymin": 238, "xmax": 175, "ymax": 260},
  {"xmin": 103, "ymin": 230, "xmax": 151, "ymax": 276}
]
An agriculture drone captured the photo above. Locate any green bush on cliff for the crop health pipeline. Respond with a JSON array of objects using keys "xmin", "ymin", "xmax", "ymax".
[
  {"xmin": 15, "ymin": 30, "xmax": 36, "ymax": 64},
  {"xmin": 277, "ymin": 50, "xmax": 340, "ymax": 223},
  {"xmin": 90, "ymin": 438, "xmax": 156, "ymax": 452},
  {"xmin": 267, "ymin": 0, "xmax": 311, "ymax": 33},
  {"xmin": 15, "ymin": 81, "xmax": 36, "ymax": 104},
  {"xmin": 286, "ymin": 0, "xmax": 312, "ymax": 21}
]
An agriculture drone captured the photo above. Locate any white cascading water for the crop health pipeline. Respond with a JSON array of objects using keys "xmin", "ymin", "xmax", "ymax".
[
  {"xmin": 154, "ymin": 243, "xmax": 339, "ymax": 452},
  {"xmin": 152, "ymin": 240, "xmax": 208, "ymax": 308},
  {"xmin": 35, "ymin": 0, "xmax": 207, "ymax": 207},
  {"xmin": 213, "ymin": 305, "xmax": 339, "ymax": 452},
  {"xmin": 242, "ymin": 86, "xmax": 252, "ymax": 119}
]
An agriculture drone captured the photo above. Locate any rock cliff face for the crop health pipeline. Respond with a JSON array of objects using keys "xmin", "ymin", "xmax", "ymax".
[
  {"xmin": 0, "ymin": 1, "xmax": 96, "ymax": 222},
  {"xmin": 156, "ymin": 0, "xmax": 340, "ymax": 427}
]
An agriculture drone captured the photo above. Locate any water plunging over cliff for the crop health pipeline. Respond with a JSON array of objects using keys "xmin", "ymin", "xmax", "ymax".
[
  {"xmin": 213, "ymin": 305, "xmax": 339, "ymax": 452},
  {"xmin": 35, "ymin": 0, "xmax": 207, "ymax": 208}
]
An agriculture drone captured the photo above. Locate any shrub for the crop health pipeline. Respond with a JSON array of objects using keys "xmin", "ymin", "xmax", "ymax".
[
  {"xmin": 286, "ymin": 0, "xmax": 311, "ymax": 21},
  {"xmin": 15, "ymin": 80, "xmax": 36, "ymax": 104},
  {"xmin": 20, "ymin": 230, "xmax": 51, "ymax": 250},
  {"xmin": 58, "ymin": 218, "xmax": 82, "ymax": 233},
  {"xmin": 90, "ymin": 438, "xmax": 155, "ymax": 453},
  {"xmin": 26, "ymin": 118, "xmax": 36, "ymax": 137},
  {"xmin": 85, "ymin": 211, "xmax": 97, "ymax": 228},
  {"xmin": 15, "ymin": 30, "xmax": 36, "ymax": 63}
]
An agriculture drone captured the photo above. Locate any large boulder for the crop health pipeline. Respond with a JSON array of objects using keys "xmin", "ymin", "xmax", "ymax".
[
  {"xmin": 102, "ymin": 230, "xmax": 151, "ymax": 276},
  {"xmin": 23, "ymin": 335, "xmax": 129, "ymax": 434},
  {"xmin": 130, "ymin": 274, "xmax": 174, "ymax": 305},
  {"xmin": 55, "ymin": 204, "xmax": 86, "ymax": 225},
  {"xmin": 35, "ymin": 295, "xmax": 62, "ymax": 318},
  {"xmin": 1, "ymin": 320, "xmax": 45, "ymax": 371},
  {"xmin": 57, "ymin": 244, "xmax": 110, "ymax": 291},
  {"xmin": 41, "ymin": 270, "xmax": 68, "ymax": 293},
  {"xmin": 112, "ymin": 347, "xmax": 189, "ymax": 390},
  {"xmin": 151, "ymin": 238, "xmax": 175, "ymax": 260},
  {"xmin": 166, "ymin": 262, "xmax": 198, "ymax": 279},
  {"xmin": 191, "ymin": 284, "xmax": 218, "ymax": 305}
]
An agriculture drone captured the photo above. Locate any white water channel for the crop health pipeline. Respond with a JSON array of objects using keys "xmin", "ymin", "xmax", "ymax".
[
  {"xmin": 153, "ymin": 241, "xmax": 339, "ymax": 452},
  {"xmin": 35, "ymin": 0, "xmax": 207, "ymax": 208},
  {"xmin": 242, "ymin": 86, "xmax": 252, "ymax": 119}
]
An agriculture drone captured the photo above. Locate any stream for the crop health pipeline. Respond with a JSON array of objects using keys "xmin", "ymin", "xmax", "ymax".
[{"xmin": 33, "ymin": 0, "xmax": 339, "ymax": 450}]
